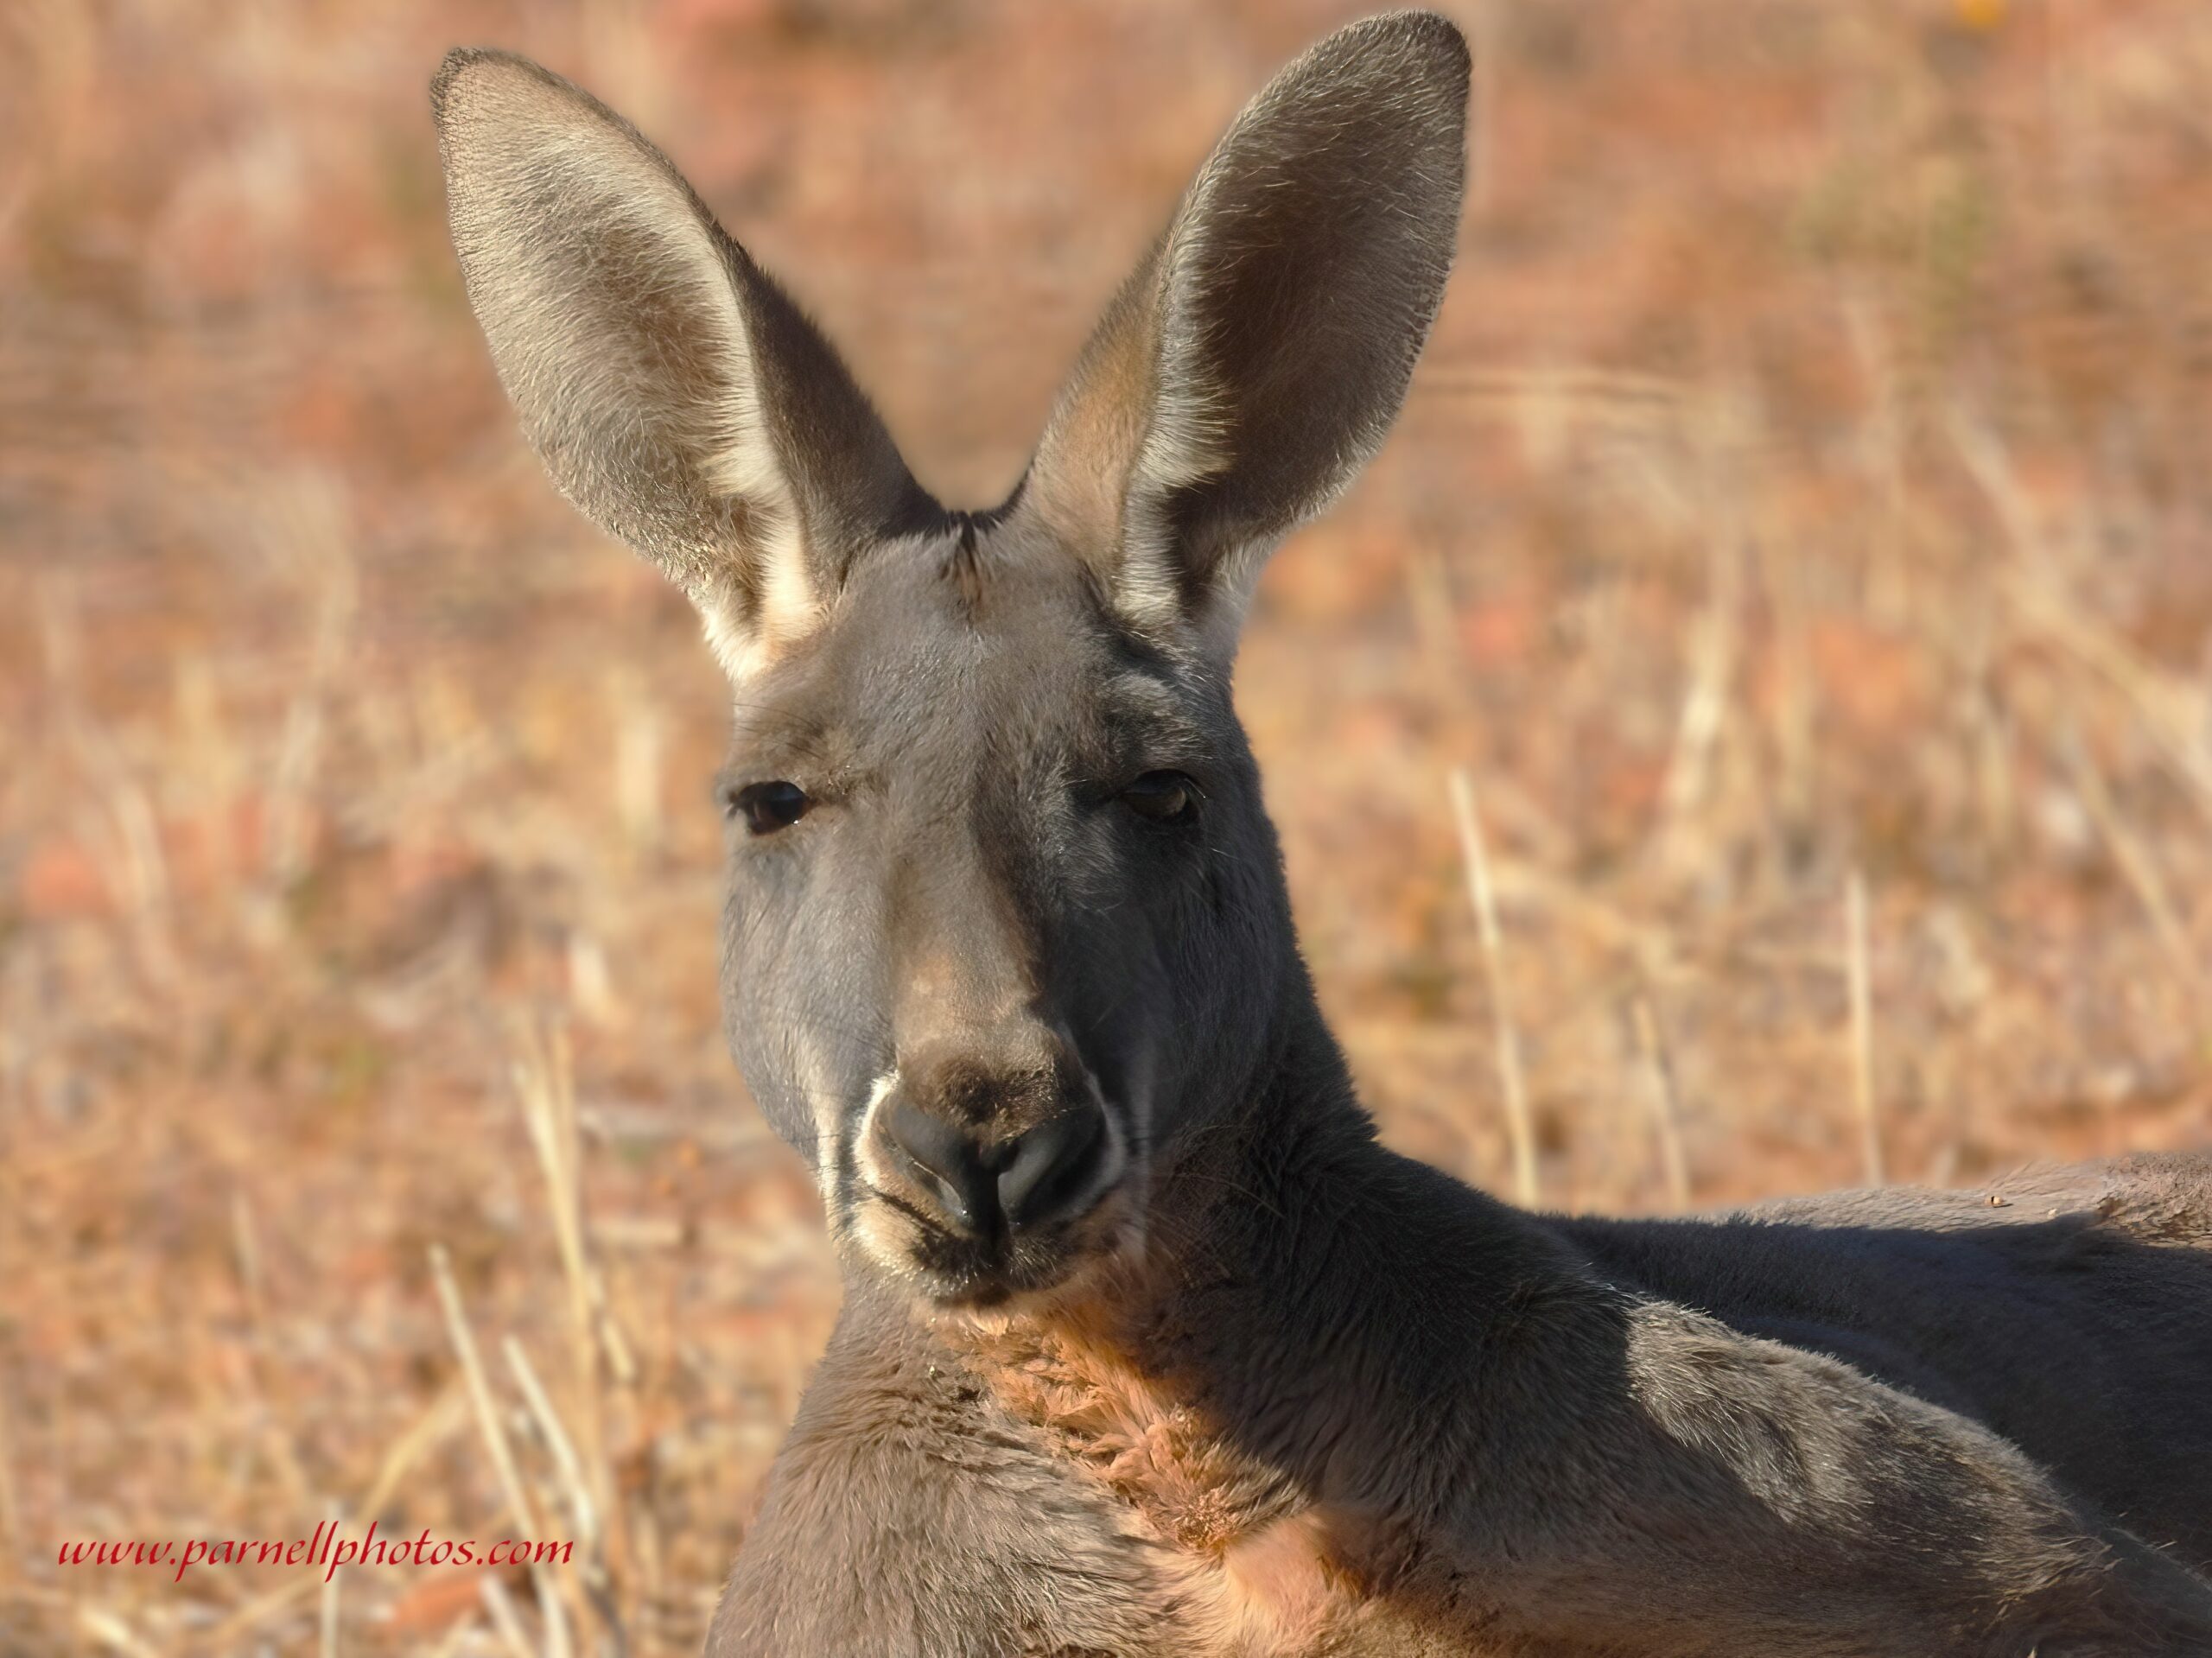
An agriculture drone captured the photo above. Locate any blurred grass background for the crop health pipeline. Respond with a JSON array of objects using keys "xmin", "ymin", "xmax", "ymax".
[{"xmin": 3, "ymin": 0, "xmax": 2210, "ymax": 1652}]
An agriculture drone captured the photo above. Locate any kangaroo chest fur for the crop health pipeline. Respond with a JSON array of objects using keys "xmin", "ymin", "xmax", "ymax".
[
  {"xmin": 953, "ymin": 1312, "xmax": 1382, "ymax": 1655},
  {"xmin": 715, "ymin": 1283, "xmax": 1482, "ymax": 1658}
]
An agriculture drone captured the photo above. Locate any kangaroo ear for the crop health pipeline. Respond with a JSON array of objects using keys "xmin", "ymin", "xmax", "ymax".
[
  {"xmin": 432, "ymin": 49, "xmax": 929, "ymax": 677},
  {"xmin": 1027, "ymin": 13, "xmax": 1468, "ymax": 659}
]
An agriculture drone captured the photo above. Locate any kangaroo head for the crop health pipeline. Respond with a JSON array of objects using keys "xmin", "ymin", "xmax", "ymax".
[{"xmin": 433, "ymin": 14, "xmax": 1469, "ymax": 1312}]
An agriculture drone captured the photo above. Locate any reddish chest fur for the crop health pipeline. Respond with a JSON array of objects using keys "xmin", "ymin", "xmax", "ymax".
[
  {"xmin": 951, "ymin": 1307, "xmax": 1388, "ymax": 1655},
  {"xmin": 965, "ymin": 1309, "xmax": 1288, "ymax": 1548}
]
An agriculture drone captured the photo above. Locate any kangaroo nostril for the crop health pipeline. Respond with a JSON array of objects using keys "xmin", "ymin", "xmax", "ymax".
[
  {"xmin": 876, "ymin": 1096, "xmax": 997, "ymax": 1236},
  {"xmin": 997, "ymin": 1102, "xmax": 1109, "ymax": 1231},
  {"xmin": 874, "ymin": 1091, "xmax": 1111, "ymax": 1240}
]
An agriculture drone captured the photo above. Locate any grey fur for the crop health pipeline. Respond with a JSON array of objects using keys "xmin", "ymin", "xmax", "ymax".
[{"xmin": 433, "ymin": 14, "xmax": 2212, "ymax": 1656}]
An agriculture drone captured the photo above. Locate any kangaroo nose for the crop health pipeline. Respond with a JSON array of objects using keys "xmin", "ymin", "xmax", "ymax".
[
  {"xmin": 996, "ymin": 1104, "xmax": 1109, "ymax": 1229},
  {"xmin": 874, "ymin": 1094, "xmax": 1108, "ymax": 1237}
]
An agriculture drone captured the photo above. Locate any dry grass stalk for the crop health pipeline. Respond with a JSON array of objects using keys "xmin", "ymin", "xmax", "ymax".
[
  {"xmin": 1847, "ymin": 871, "xmax": 1885, "ymax": 1188},
  {"xmin": 355, "ymin": 1387, "xmax": 470, "ymax": 1530},
  {"xmin": 515, "ymin": 1023, "xmax": 638, "ymax": 1384},
  {"xmin": 74, "ymin": 1603, "xmax": 160, "ymax": 1658},
  {"xmin": 511, "ymin": 1020, "xmax": 638, "ymax": 1654},
  {"xmin": 506, "ymin": 1337, "xmax": 599, "ymax": 1553},
  {"xmin": 2010, "ymin": 576, "xmax": 2212, "ymax": 825},
  {"xmin": 612, "ymin": 667, "xmax": 666, "ymax": 861},
  {"xmin": 512, "ymin": 1022, "xmax": 634, "ymax": 1590},
  {"xmin": 1950, "ymin": 406, "xmax": 2212, "ymax": 824},
  {"xmin": 429, "ymin": 1244, "xmax": 574, "ymax": 1658},
  {"xmin": 507, "ymin": 1334, "xmax": 630, "ymax": 1655},
  {"xmin": 221, "ymin": 1187, "xmax": 313, "ymax": 1511},
  {"xmin": 2062, "ymin": 733, "xmax": 2209, "ymax": 1020},
  {"xmin": 1449, "ymin": 767, "xmax": 1540, "ymax": 1207},
  {"xmin": 1631, "ymin": 998, "xmax": 1694, "ymax": 1210},
  {"xmin": 1655, "ymin": 424, "xmax": 1746, "ymax": 861},
  {"xmin": 480, "ymin": 1572, "xmax": 540, "ymax": 1658},
  {"xmin": 429, "ymin": 1244, "xmax": 542, "ymax": 1539}
]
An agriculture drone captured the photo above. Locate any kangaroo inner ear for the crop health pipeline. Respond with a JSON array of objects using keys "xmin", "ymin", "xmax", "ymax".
[
  {"xmin": 1026, "ymin": 13, "xmax": 1470, "ymax": 658},
  {"xmin": 432, "ymin": 48, "xmax": 928, "ymax": 677}
]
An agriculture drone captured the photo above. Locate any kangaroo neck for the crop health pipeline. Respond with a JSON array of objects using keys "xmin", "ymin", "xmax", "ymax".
[{"xmin": 925, "ymin": 974, "xmax": 1580, "ymax": 1530}]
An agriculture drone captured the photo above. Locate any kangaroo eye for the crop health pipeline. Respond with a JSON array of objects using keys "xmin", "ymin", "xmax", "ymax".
[
  {"xmin": 729, "ymin": 780, "xmax": 811, "ymax": 835},
  {"xmin": 1119, "ymin": 771, "xmax": 1197, "ymax": 824}
]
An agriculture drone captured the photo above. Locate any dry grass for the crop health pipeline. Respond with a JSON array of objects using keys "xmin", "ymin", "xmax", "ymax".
[{"xmin": 3, "ymin": 0, "xmax": 2210, "ymax": 1652}]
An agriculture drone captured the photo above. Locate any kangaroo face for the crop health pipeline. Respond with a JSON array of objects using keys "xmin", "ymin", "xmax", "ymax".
[
  {"xmin": 433, "ymin": 15, "xmax": 1468, "ymax": 1308},
  {"xmin": 713, "ymin": 536, "xmax": 1287, "ymax": 1305}
]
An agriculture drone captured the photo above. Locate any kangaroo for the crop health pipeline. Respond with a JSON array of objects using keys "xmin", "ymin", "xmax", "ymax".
[{"xmin": 431, "ymin": 14, "xmax": 2212, "ymax": 1655}]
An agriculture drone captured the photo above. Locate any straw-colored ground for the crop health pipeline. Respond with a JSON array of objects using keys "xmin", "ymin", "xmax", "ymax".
[{"xmin": 4, "ymin": 1, "xmax": 2209, "ymax": 1652}]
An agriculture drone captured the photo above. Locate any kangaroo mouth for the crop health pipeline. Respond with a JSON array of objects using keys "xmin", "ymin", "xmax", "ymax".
[
  {"xmin": 851, "ymin": 1079, "xmax": 1135, "ymax": 1308},
  {"xmin": 911, "ymin": 1227, "xmax": 1074, "ymax": 1307},
  {"xmin": 857, "ymin": 1176, "xmax": 1133, "ymax": 1311}
]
